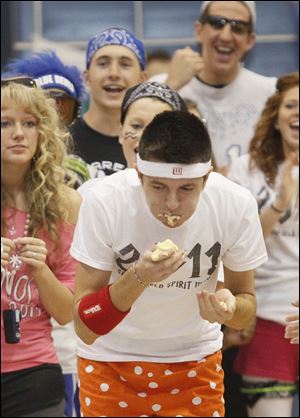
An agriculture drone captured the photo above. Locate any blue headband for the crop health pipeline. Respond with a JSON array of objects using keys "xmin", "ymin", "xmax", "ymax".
[
  {"xmin": 34, "ymin": 73, "xmax": 77, "ymax": 98},
  {"xmin": 86, "ymin": 27, "xmax": 146, "ymax": 70}
]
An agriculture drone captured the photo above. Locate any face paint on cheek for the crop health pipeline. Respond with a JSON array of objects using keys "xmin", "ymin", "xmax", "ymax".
[{"xmin": 124, "ymin": 131, "xmax": 138, "ymax": 141}]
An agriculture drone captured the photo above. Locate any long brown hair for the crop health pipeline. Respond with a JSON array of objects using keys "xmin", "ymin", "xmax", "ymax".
[{"xmin": 249, "ymin": 72, "xmax": 299, "ymax": 187}]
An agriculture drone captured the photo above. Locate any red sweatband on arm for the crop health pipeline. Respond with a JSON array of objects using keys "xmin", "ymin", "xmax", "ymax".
[{"xmin": 78, "ymin": 285, "xmax": 130, "ymax": 335}]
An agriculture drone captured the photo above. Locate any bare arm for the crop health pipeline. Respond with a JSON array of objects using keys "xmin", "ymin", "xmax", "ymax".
[
  {"xmin": 260, "ymin": 155, "xmax": 298, "ymax": 238},
  {"xmin": 223, "ymin": 267, "xmax": 256, "ymax": 329},
  {"xmin": 73, "ymin": 247, "xmax": 187, "ymax": 344},
  {"xmin": 216, "ymin": 273, "xmax": 256, "ymax": 350},
  {"xmin": 260, "ymin": 203, "xmax": 287, "ymax": 238},
  {"xmin": 72, "ymin": 262, "xmax": 146, "ymax": 345},
  {"xmin": 73, "ymin": 263, "xmax": 111, "ymax": 344},
  {"xmin": 28, "ymin": 263, "xmax": 75, "ymax": 325}
]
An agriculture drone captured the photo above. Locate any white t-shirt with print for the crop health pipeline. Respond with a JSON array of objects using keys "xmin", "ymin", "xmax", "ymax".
[
  {"xmin": 228, "ymin": 154, "xmax": 299, "ymax": 324},
  {"xmin": 151, "ymin": 68, "xmax": 276, "ymax": 167},
  {"xmin": 70, "ymin": 169, "xmax": 267, "ymax": 362}
]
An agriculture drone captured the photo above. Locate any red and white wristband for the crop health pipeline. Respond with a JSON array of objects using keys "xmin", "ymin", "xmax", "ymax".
[{"xmin": 78, "ymin": 285, "xmax": 130, "ymax": 335}]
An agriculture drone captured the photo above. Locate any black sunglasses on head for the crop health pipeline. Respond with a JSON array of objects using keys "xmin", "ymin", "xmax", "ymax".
[
  {"xmin": 1, "ymin": 77, "xmax": 37, "ymax": 88},
  {"xmin": 201, "ymin": 15, "xmax": 252, "ymax": 35}
]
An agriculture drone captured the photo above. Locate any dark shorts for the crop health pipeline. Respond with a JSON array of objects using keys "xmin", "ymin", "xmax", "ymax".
[{"xmin": 1, "ymin": 363, "xmax": 65, "ymax": 417}]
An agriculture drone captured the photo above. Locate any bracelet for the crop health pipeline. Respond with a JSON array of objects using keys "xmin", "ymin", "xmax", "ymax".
[
  {"xmin": 132, "ymin": 262, "xmax": 148, "ymax": 288},
  {"xmin": 270, "ymin": 203, "xmax": 285, "ymax": 214}
]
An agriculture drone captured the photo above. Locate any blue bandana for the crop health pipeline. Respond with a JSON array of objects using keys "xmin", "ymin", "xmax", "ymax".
[{"xmin": 86, "ymin": 27, "xmax": 146, "ymax": 70}]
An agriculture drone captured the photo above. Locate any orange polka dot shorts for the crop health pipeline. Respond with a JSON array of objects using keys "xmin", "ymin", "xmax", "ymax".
[{"xmin": 78, "ymin": 351, "xmax": 225, "ymax": 417}]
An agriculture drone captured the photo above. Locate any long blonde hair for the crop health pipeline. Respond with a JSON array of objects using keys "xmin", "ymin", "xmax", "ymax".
[{"xmin": 1, "ymin": 83, "xmax": 73, "ymax": 241}]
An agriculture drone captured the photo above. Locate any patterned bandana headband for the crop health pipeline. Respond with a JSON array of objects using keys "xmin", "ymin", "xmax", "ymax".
[
  {"xmin": 137, "ymin": 154, "xmax": 212, "ymax": 179},
  {"xmin": 121, "ymin": 82, "xmax": 187, "ymax": 124},
  {"xmin": 86, "ymin": 27, "xmax": 146, "ymax": 69}
]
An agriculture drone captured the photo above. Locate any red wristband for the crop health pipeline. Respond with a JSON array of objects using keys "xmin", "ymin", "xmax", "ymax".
[{"xmin": 78, "ymin": 285, "xmax": 130, "ymax": 335}]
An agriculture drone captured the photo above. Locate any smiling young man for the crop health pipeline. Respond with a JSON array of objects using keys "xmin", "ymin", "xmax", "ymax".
[
  {"xmin": 152, "ymin": 1, "xmax": 277, "ymax": 174},
  {"xmin": 71, "ymin": 27, "xmax": 147, "ymax": 177},
  {"xmin": 71, "ymin": 110, "xmax": 268, "ymax": 417}
]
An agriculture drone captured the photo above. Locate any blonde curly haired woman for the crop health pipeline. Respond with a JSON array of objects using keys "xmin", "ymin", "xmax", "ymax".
[{"xmin": 1, "ymin": 80, "xmax": 82, "ymax": 417}]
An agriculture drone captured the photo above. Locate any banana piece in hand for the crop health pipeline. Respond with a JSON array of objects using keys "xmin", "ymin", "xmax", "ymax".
[
  {"xmin": 219, "ymin": 301, "xmax": 228, "ymax": 310},
  {"xmin": 151, "ymin": 239, "xmax": 179, "ymax": 262}
]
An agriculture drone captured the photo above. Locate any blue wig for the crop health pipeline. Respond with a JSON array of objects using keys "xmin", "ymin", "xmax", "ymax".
[{"xmin": 3, "ymin": 50, "xmax": 84, "ymax": 100}]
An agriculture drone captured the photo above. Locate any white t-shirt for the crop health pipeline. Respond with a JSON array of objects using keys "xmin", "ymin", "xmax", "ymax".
[
  {"xmin": 78, "ymin": 177, "xmax": 105, "ymax": 198},
  {"xmin": 151, "ymin": 68, "xmax": 276, "ymax": 167},
  {"xmin": 228, "ymin": 154, "xmax": 299, "ymax": 324},
  {"xmin": 70, "ymin": 169, "xmax": 267, "ymax": 362},
  {"xmin": 51, "ymin": 320, "xmax": 78, "ymax": 374}
]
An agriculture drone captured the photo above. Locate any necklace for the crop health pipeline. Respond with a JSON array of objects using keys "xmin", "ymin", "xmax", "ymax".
[
  {"xmin": 9, "ymin": 224, "xmax": 17, "ymax": 236},
  {"xmin": 8, "ymin": 212, "xmax": 30, "ymax": 274}
]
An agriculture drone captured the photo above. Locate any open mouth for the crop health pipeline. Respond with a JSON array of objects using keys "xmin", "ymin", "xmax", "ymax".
[
  {"xmin": 103, "ymin": 85, "xmax": 125, "ymax": 94},
  {"xmin": 214, "ymin": 45, "xmax": 234, "ymax": 57},
  {"xmin": 290, "ymin": 121, "xmax": 299, "ymax": 131}
]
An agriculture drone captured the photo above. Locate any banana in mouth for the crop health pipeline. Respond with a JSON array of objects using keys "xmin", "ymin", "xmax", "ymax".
[{"xmin": 158, "ymin": 213, "xmax": 181, "ymax": 226}]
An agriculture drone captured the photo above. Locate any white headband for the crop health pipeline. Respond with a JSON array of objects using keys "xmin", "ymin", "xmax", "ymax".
[{"xmin": 137, "ymin": 154, "xmax": 212, "ymax": 178}]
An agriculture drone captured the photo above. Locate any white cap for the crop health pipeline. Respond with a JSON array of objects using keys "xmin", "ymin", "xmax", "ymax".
[{"xmin": 200, "ymin": 1, "xmax": 256, "ymax": 30}]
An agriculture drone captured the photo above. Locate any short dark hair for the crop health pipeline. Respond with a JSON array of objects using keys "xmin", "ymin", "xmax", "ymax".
[{"xmin": 139, "ymin": 110, "xmax": 212, "ymax": 164}]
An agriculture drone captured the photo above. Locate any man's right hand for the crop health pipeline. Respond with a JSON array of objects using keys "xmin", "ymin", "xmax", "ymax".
[
  {"xmin": 166, "ymin": 47, "xmax": 203, "ymax": 91},
  {"xmin": 135, "ymin": 246, "xmax": 186, "ymax": 286}
]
